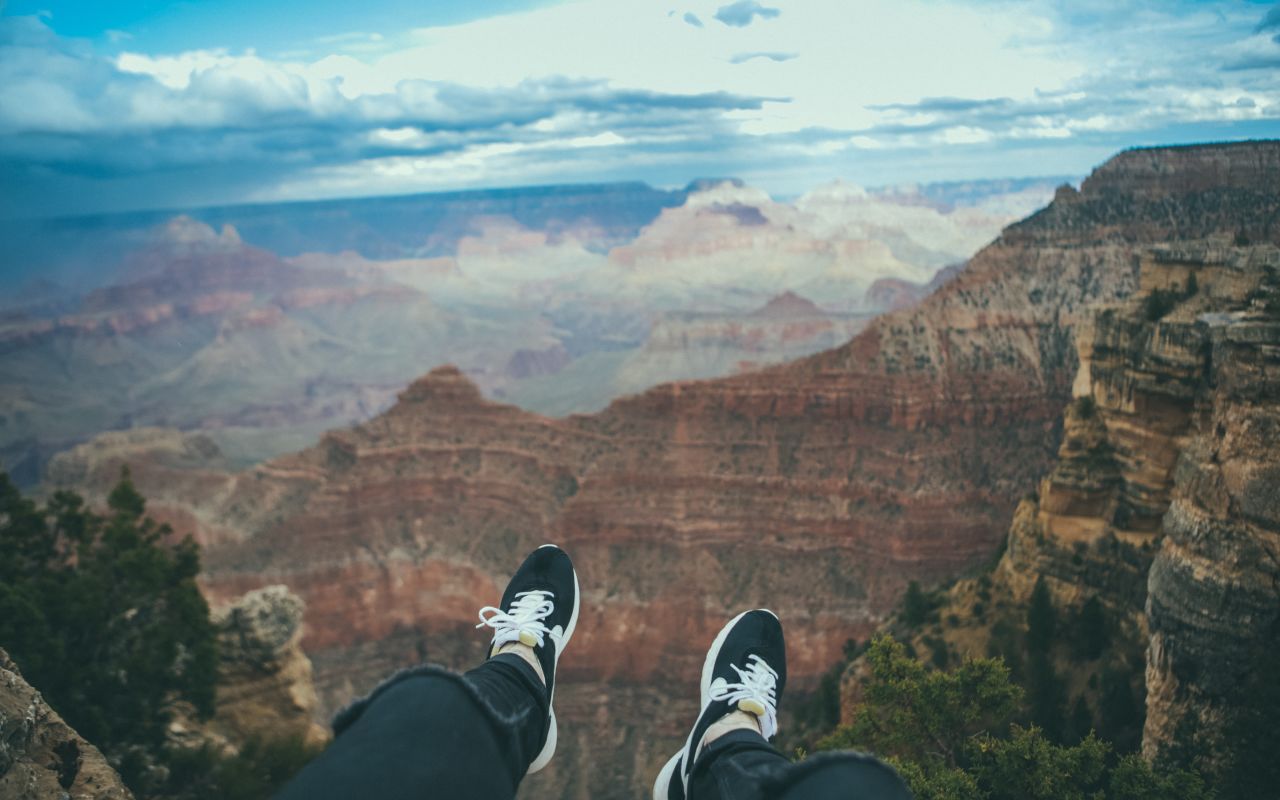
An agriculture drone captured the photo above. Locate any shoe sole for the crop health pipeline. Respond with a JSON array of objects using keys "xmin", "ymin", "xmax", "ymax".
[
  {"xmin": 652, "ymin": 751, "xmax": 682, "ymax": 800},
  {"xmin": 526, "ymin": 543, "xmax": 580, "ymax": 775},
  {"xmin": 654, "ymin": 608, "xmax": 779, "ymax": 797}
]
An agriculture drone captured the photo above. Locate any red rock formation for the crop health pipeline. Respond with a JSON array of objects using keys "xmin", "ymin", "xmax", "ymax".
[{"xmin": 48, "ymin": 142, "xmax": 1280, "ymax": 799}]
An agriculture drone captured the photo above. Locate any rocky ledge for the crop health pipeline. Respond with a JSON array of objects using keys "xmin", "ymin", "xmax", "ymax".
[
  {"xmin": 170, "ymin": 586, "xmax": 330, "ymax": 754},
  {"xmin": 0, "ymin": 649, "xmax": 133, "ymax": 800}
]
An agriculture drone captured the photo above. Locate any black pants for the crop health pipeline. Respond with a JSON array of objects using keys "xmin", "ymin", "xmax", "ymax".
[
  {"xmin": 276, "ymin": 656, "xmax": 911, "ymax": 799},
  {"xmin": 690, "ymin": 730, "xmax": 912, "ymax": 800}
]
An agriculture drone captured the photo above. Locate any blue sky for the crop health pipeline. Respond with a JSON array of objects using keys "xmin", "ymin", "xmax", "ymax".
[{"xmin": 1, "ymin": 0, "xmax": 1278, "ymax": 218}]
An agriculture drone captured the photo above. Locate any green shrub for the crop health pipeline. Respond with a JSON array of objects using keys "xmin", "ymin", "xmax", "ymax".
[
  {"xmin": 903, "ymin": 581, "xmax": 932, "ymax": 628},
  {"xmin": 1027, "ymin": 578, "xmax": 1056, "ymax": 654},
  {"xmin": 817, "ymin": 635, "xmax": 1211, "ymax": 800},
  {"xmin": 163, "ymin": 735, "xmax": 326, "ymax": 800},
  {"xmin": 1073, "ymin": 395, "xmax": 1097, "ymax": 419},
  {"xmin": 1073, "ymin": 597, "xmax": 1109, "ymax": 661}
]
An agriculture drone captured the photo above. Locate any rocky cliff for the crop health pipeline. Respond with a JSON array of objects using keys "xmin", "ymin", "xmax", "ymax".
[
  {"xmin": 170, "ymin": 586, "xmax": 331, "ymax": 755},
  {"xmin": 46, "ymin": 142, "xmax": 1280, "ymax": 799},
  {"xmin": 0, "ymin": 649, "xmax": 133, "ymax": 800},
  {"xmin": 864, "ymin": 263, "xmax": 963, "ymax": 313},
  {"xmin": 998, "ymin": 240, "xmax": 1280, "ymax": 771},
  {"xmin": 1142, "ymin": 246, "xmax": 1280, "ymax": 769},
  {"xmin": 840, "ymin": 239, "xmax": 1280, "ymax": 773}
]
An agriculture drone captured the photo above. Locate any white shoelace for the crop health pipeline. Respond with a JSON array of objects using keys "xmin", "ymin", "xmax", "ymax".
[
  {"xmin": 476, "ymin": 590, "xmax": 556, "ymax": 651},
  {"xmin": 708, "ymin": 653, "xmax": 780, "ymax": 739}
]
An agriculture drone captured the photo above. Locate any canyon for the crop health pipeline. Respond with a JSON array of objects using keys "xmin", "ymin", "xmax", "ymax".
[
  {"xmin": 44, "ymin": 142, "xmax": 1280, "ymax": 798},
  {"xmin": 2, "ymin": 178, "xmax": 1050, "ymax": 487}
]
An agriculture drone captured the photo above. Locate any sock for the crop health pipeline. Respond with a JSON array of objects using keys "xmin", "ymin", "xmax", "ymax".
[{"xmin": 495, "ymin": 641, "xmax": 546, "ymax": 685}]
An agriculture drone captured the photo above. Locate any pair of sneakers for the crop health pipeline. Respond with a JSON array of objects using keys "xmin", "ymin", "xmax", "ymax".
[{"xmin": 476, "ymin": 545, "xmax": 786, "ymax": 798}]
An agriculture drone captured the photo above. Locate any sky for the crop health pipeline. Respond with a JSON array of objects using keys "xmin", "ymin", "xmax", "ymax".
[{"xmin": 1, "ymin": 0, "xmax": 1278, "ymax": 218}]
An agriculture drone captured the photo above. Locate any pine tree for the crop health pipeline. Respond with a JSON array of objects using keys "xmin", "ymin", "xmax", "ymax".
[
  {"xmin": 817, "ymin": 635, "xmax": 1210, "ymax": 800},
  {"xmin": 1218, "ymin": 622, "xmax": 1280, "ymax": 800},
  {"xmin": 0, "ymin": 470, "xmax": 218, "ymax": 790},
  {"xmin": 903, "ymin": 580, "xmax": 931, "ymax": 628},
  {"xmin": 1027, "ymin": 576, "xmax": 1056, "ymax": 653},
  {"xmin": 1074, "ymin": 596, "xmax": 1108, "ymax": 660}
]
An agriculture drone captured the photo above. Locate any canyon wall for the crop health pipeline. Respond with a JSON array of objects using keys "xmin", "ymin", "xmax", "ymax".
[
  {"xmin": 997, "ymin": 241, "xmax": 1280, "ymax": 770},
  {"xmin": 1142, "ymin": 248, "xmax": 1280, "ymax": 768},
  {"xmin": 847, "ymin": 240, "xmax": 1280, "ymax": 773},
  {"xmin": 47, "ymin": 142, "xmax": 1280, "ymax": 798}
]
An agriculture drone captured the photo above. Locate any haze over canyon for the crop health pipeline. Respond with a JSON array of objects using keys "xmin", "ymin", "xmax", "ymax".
[{"xmin": 0, "ymin": 176, "xmax": 1057, "ymax": 485}]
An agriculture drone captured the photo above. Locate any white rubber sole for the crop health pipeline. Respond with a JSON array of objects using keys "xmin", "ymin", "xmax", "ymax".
[
  {"xmin": 652, "ymin": 751, "xmax": 682, "ymax": 800},
  {"xmin": 525, "ymin": 544, "xmax": 580, "ymax": 775}
]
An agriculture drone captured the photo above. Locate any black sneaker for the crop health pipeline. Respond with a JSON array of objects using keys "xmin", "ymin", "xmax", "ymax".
[
  {"xmin": 476, "ymin": 543, "xmax": 580, "ymax": 774},
  {"xmin": 652, "ymin": 609, "xmax": 787, "ymax": 799}
]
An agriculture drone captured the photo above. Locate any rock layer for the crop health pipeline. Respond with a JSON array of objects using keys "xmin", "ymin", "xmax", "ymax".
[{"xmin": 1142, "ymin": 247, "xmax": 1280, "ymax": 767}]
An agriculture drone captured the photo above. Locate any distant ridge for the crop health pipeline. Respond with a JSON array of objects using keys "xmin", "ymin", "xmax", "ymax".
[
  {"xmin": 1, "ymin": 181, "xmax": 692, "ymax": 285},
  {"xmin": 684, "ymin": 177, "xmax": 745, "ymax": 193},
  {"xmin": 749, "ymin": 290, "xmax": 825, "ymax": 318}
]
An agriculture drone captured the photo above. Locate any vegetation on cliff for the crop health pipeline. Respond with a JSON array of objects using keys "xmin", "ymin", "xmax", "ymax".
[
  {"xmin": 816, "ymin": 636, "xmax": 1210, "ymax": 800},
  {"xmin": 0, "ymin": 471, "xmax": 319, "ymax": 799},
  {"xmin": 0, "ymin": 469, "xmax": 216, "ymax": 786}
]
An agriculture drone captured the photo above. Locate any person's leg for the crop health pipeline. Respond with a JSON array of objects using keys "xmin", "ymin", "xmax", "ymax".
[
  {"xmin": 652, "ymin": 609, "xmax": 788, "ymax": 800},
  {"xmin": 690, "ymin": 730, "xmax": 912, "ymax": 800},
  {"xmin": 275, "ymin": 653, "xmax": 546, "ymax": 800},
  {"xmin": 276, "ymin": 544, "xmax": 579, "ymax": 800},
  {"xmin": 653, "ymin": 609, "xmax": 910, "ymax": 800}
]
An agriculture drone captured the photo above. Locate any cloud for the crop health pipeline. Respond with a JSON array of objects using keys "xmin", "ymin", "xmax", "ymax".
[
  {"xmin": 851, "ymin": 75, "xmax": 1272, "ymax": 149},
  {"xmin": 0, "ymin": 16, "xmax": 778, "ymax": 137},
  {"xmin": 1255, "ymin": 4, "xmax": 1280, "ymax": 32},
  {"xmin": 1223, "ymin": 50, "xmax": 1280, "ymax": 70},
  {"xmin": 713, "ymin": 1, "xmax": 780, "ymax": 28},
  {"xmin": 2, "ymin": 0, "xmax": 1279, "ymax": 218},
  {"xmin": 0, "ymin": 13, "xmax": 791, "ymax": 215},
  {"xmin": 683, "ymin": 12, "xmax": 703, "ymax": 27},
  {"xmin": 839, "ymin": 2, "xmax": 1280, "ymax": 151},
  {"xmin": 730, "ymin": 51, "xmax": 797, "ymax": 64},
  {"xmin": 868, "ymin": 96, "xmax": 1012, "ymax": 113}
]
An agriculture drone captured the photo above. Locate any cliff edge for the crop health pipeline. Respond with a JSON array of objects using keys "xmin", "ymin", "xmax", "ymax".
[{"xmin": 0, "ymin": 649, "xmax": 133, "ymax": 800}]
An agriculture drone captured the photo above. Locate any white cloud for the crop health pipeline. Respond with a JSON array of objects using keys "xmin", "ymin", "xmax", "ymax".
[{"xmin": 1, "ymin": 0, "xmax": 1278, "ymax": 217}]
